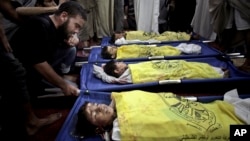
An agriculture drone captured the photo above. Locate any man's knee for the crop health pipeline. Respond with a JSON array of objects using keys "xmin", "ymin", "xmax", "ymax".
[{"xmin": 68, "ymin": 46, "xmax": 77, "ymax": 56}]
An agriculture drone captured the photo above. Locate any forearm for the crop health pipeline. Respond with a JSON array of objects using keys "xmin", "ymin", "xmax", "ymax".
[
  {"xmin": 0, "ymin": 22, "xmax": 7, "ymax": 44},
  {"xmin": 34, "ymin": 61, "xmax": 80, "ymax": 96},
  {"xmin": 0, "ymin": 28, "xmax": 11, "ymax": 51},
  {"xmin": 0, "ymin": 0, "xmax": 22, "ymax": 24},
  {"xmin": 16, "ymin": 6, "xmax": 58, "ymax": 16},
  {"xmin": 0, "ymin": 20, "xmax": 12, "ymax": 52},
  {"xmin": 34, "ymin": 61, "xmax": 67, "ymax": 89}
]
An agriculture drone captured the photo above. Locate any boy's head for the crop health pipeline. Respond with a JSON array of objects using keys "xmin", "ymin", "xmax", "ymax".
[
  {"xmin": 75, "ymin": 102, "xmax": 114, "ymax": 137},
  {"xmin": 101, "ymin": 46, "xmax": 118, "ymax": 59},
  {"xmin": 110, "ymin": 31, "xmax": 126, "ymax": 44},
  {"xmin": 103, "ymin": 60, "xmax": 128, "ymax": 78},
  {"xmin": 75, "ymin": 102, "xmax": 96, "ymax": 137}
]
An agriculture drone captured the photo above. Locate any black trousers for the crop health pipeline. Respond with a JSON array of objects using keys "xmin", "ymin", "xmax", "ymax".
[{"xmin": 0, "ymin": 49, "xmax": 29, "ymax": 140}]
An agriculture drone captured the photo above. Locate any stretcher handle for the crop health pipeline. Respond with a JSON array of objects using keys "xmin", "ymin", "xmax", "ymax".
[
  {"xmin": 43, "ymin": 88, "xmax": 81, "ymax": 95},
  {"xmin": 183, "ymin": 96, "xmax": 197, "ymax": 101},
  {"xmin": 202, "ymin": 40, "xmax": 214, "ymax": 43},
  {"xmin": 81, "ymin": 45, "xmax": 101, "ymax": 50},
  {"xmin": 229, "ymin": 55, "xmax": 245, "ymax": 59},
  {"xmin": 176, "ymin": 95, "xmax": 198, "ymax": 101},
  {"xmin": 147, "ymin": 41, "xmax": 161, "ymax": 44},
  {"xmin": 159, "ymin": 79, "xmax": 181, "ymax": 85},
  {"xmin": 226, "ymin": 52, "xmax": 241, "ymax": 56},
  {"xmin": 148, "ymin": 56, "xmax": 165, "ymax": 60},
  {"xmin": 75, "ymin": 61, "xmax": 88, "ymax": 67}
]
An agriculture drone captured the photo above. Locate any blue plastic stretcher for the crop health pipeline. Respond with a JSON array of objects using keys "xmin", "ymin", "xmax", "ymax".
[
  {"xmin": 80, "ymin": 56, "xmax": 250, "ymax": 93},
  {"xmin": 55, "ymin": 90, "xmax": 250, "ymax": 141},
  {"xmin": 88, "ymin": 40, "xmax": 225, "ymax": 63}
]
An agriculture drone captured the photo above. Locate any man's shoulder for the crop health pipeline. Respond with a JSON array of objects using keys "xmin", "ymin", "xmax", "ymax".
[{"xmin": 30, "ymin": 14, "xmax": 51, "ymax": 25}]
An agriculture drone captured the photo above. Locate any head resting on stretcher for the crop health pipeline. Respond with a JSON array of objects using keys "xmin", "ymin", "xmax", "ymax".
[
  {"xmin": 110, "ymin": 31, "xmax": 127, "ymax": 44},
  {"xmin": 101, "ymin": 45, "xmax": 118, "ymax": 59},
  {"xmin": 103, "ymin": 60, "xmax": 128, "ymax": 78},
  {"xmin": 74, "ymin": 101, "xmax": 115, "ymax": 138}
]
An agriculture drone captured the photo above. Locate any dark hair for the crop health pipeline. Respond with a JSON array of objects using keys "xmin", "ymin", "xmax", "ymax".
[
  {"xmin": 103, "ymin": 60, "xmax": 120, "ymax": 78},
  {"xmin": 54, "ymin": 1, "xmax": 87, "ymax": 21},
  {"xmin": 74, "ymin": 102, "xmax": 113, "ymax": 138},
  {"xmin": 101, "ymin": 46, "xmax": 112, "ymax": 59},
  {"xmin": 109, "ymin": 31, "xmax": 124, "ymax": 44},
  {"xmin": 110, "ymin": 33, "xmax": 116, "ymax": 44},
  {"xmin": 74, "ymin": 102, "xmax": 99, "ymax": 137}
]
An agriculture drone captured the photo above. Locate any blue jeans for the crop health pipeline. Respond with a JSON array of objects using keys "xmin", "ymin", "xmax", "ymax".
[
  {"xmin": 41, "ymin": 46, "xmax": 77, "ymax": 89},
  {"xmin": 51, "ymin": 46, "xmax": 77, "ymax": 74}
]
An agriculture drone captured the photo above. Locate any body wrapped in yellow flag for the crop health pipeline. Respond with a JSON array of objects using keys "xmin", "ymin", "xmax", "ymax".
[
  {"xmin": 116, "ymin": 44, "xmax": 181, "ymax": 59},
  {"xmin": 125, "ymin": 30, "xmax": 191, "ymax": 41},
  {"xmin": 128, "ymin": 60, "xmax": 224, "ymax": 84},
  {"xmin": 112, "ymin": 90, "xmax": 245, "ymax": 141},
  {"xmin": 125, "ymin": 30, "xmax": 156, "ymax": 41},
  {"xmin": 155, "ymin": 31, "xmax": 191, "ymax": 41}
]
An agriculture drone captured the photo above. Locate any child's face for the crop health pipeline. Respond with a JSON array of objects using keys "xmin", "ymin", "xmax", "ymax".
[
  {"xmin": 114, "ymin": 62, "xmax": 128, "ymax": 76},
  {"xmin": 107, "ymin": 46, "xmax": 118, "ymax": 58},
  {"xmin": 85, "ymin": 103, "xmax": 114, "ymax": 127}
]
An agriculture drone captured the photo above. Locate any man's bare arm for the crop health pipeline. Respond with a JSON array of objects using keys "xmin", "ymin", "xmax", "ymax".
[
  {"xmin": 16, "ymin": 6, "xmax": 58, "ymax": 16},
  {"xmin": 0, "ymin": 0, "xmax": 22, "ymax": 24},
  {"xmin": 0, "ymin": 17, "xmax": 12, "ymax": 52},
  {"xmin": 34, "ymin": 61, "xmax": 79, "ymax": 96}
]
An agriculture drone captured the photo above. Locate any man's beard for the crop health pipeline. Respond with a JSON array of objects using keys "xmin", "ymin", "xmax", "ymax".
[{"xmin": 57, "ymin": 19, "xmax": 70, "ymax": 40}]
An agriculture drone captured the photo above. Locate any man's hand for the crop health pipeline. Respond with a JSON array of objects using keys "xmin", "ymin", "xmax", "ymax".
[
  {"xmin": 65, "ymin": 34, "xmax": 79, "ymax": 47},
  {"xmin": 61, "ymin": 83, "xmax": 80, "ymax": 96},
  {"xmin": 34, "ymin": 62, "xmax": 80, "ymax": 97}
]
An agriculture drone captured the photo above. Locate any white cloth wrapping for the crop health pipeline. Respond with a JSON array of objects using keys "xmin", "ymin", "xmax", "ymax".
[
  {"xmin": 224, "ymin": 89, "xmax": 250, "ymax": 124},
  {"xmin": 114, "ymin": 37, "xmax": 143, "ymax": 45},
  {"xmin": 175, "ymin": 43, "xmax": 202, "ymax": 54},
  {"xmin": 93, "ymin": 65, "xmax": 132, "ymax": 84},
  {"xmin": 114, "ymin": 37, "xmax": 161, "ymax": 45},
  {"xmin": 111, "ymin": 118, "xmax": 120, "ymax": 141}
]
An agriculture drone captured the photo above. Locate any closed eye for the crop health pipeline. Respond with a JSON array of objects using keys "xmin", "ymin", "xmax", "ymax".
[{"xmin": 75, "ymin": 23, "xmax": 81, "ymax": 30}]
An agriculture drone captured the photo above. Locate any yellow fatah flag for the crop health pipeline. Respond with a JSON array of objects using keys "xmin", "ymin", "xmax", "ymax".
[
  {"xmin": 116, "ymin": 45, "xmax": 181, "ymax": 59},
  {"xmin": 128, "ymin": 60, "xmax": 223, "ymax": 84},
  {"xmin": 112, "ymin": 90, "xmax": 244, "ymax": 141},
  {"xmin": 158, "ymin": 31, "xmax": 191, "ymax": 41},
  {"xmin": 125, "ymin": 31, "xmax": 190, "ymax": 41},
  {"xmin": 125, "ymin": 31, "xmax": 157, "ymax": 41}
]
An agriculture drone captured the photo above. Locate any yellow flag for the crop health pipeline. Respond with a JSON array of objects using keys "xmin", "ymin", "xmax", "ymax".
[{"xmin": 112, "ymin": 90, "xmax": 244, "ymax": 141}]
